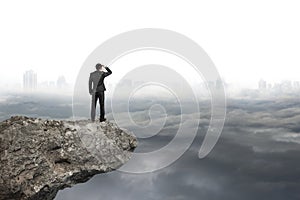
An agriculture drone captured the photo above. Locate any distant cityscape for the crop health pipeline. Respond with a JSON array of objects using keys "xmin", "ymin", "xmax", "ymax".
[
  {"xmin": 15, "ymin": 69, "xmax": 300, "ymax": 98},
  {"xmin": 97, "ymin": 77, "xmax": 300, "ymax": 99},
  {"xmin": 258, "ymin": 79, "xmax": 300, "ymax": 91},
  {"xmin": 23, "ymin": 70, "xmax": 70, "ymax": 91},
  {"xmin": 230, "ymin": 79, "xmax": 300, "ymax": 98}
]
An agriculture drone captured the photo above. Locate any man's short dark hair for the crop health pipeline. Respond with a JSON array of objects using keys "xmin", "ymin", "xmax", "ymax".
[{"xmin": 95, "ymin": 63, "xmax": 102, "ymax": 70}]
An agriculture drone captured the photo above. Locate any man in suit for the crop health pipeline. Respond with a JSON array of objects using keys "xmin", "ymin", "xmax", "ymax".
[{"xmin": 89, "ymin": 63, "xmax": 112, "ymax": 122}]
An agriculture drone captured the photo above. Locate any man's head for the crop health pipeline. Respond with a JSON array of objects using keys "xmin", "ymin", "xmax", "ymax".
[{"xmin": 95, "ymin": 63, "xmax": 103, "ymax": 70}]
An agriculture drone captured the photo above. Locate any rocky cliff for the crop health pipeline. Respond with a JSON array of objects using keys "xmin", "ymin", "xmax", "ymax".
[{"xmin": 0, "ymin": 116, "xmax": 137, "ymax": 200}]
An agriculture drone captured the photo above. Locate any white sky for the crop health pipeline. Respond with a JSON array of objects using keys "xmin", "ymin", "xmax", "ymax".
[
  {"xmin": 108, "ymin": 50, "xmax": 203, "ymax": 85},
  {"xmin": 0, "ymin": 0, "xmax": 300, "ymax": 89}
]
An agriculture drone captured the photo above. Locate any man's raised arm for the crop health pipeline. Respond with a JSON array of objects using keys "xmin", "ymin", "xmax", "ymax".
[{"xmin": 104, "ymin": 66, "xmax": 112, "ymax": 77}]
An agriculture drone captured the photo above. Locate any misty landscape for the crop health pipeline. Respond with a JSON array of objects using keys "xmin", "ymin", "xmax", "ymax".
[{"xmin": 0, "ymin": 91, "xmax": 299, "ymax": 200}]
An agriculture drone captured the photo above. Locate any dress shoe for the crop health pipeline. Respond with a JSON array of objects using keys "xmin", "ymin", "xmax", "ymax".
[{"xmin": 100, "ymin": 118, "xmax": 106, "ymax": 122}]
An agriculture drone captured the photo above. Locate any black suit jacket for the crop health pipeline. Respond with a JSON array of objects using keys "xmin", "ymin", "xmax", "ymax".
[{"xmin": 89, "ymin": 67, "xmax": 112, "ymax": 94}]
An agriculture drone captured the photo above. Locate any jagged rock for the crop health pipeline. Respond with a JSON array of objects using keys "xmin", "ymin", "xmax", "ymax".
[{"xmin": 0, "ymin": 116, "xmax": 137, "ymax": 200}]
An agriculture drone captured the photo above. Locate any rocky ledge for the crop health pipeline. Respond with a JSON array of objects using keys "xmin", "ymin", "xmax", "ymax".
[{"xmin": 0, "ymin": 116, "xmax": 137, "ymax": 200}]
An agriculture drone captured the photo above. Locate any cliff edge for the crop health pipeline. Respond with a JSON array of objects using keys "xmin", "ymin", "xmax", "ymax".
[{"xmin": 0, "ymin": 116, "xmax": 137, "ymax": 200}]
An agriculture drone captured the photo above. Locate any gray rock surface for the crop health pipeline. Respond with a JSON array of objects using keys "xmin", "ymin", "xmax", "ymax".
[{"xmin": 0, "ymin": 116, "xmax": 137, "ymax": 200}]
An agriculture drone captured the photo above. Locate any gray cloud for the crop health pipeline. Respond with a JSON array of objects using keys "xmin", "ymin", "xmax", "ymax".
[
  {"xmin": 0, "ymin": 92, "xmax": 72, "ymax": 121},
  {"xmin": 56, "ymin": 97, "xmax": 300, "ymax": 200},
  {"xmin": 1, "ymin": 92, "xmax": 299, "ymax": 199}
]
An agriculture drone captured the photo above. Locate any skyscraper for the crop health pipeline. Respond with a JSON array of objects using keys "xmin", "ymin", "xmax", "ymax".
[
  {"xmin": 56, "ymin": 75, "xmax": 67, "ymax": 88},
  {"xmin": 23, "ymin": 70, "xmax": 37, "ymax": 90},
  {"xmin": 258, "ymin": 79, "xmax": 267, "ymax": 90}
]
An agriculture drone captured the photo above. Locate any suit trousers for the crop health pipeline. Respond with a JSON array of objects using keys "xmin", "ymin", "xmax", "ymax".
[{"xmin": 91, "ymin": 91, "xmax": 105, "ymax": 121}]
